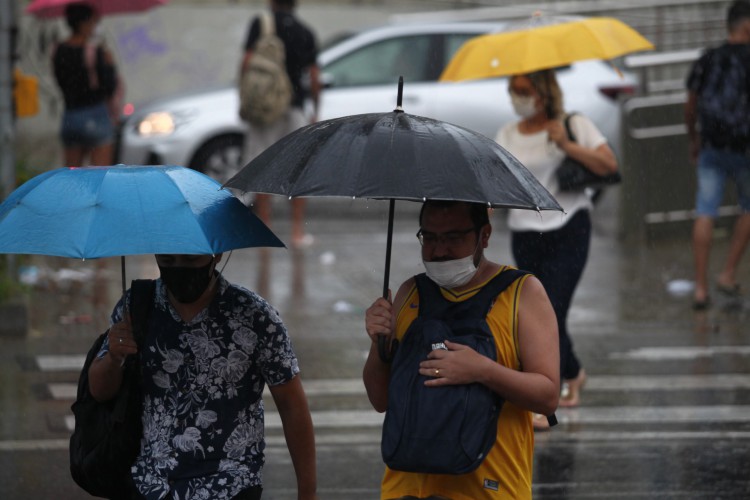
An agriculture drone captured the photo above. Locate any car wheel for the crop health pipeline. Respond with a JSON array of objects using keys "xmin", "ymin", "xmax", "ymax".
[{"xmin": 188, "ymin": 134, "xmax": 245, "ymax": 182}]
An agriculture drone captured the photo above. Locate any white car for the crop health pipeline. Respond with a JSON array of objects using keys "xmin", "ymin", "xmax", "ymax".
[{"xmin": 117, "ymin": 22, "xmax": 636, "ymax": 181}]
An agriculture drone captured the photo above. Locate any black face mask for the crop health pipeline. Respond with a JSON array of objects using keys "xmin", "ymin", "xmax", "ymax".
[{"xmin": 158, "ymin": 260, "xmax": 215, "ymax": 304}]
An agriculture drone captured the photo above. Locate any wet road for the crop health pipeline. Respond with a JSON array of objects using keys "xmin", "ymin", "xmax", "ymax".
[{"xmin": 1, "ymin": 192, "xmax": 749, "ymax": 499}]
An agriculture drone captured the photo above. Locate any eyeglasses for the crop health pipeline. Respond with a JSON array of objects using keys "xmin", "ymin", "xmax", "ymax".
[{"xmin": 416, "ymin": 227, "xmax": 476, "ymax": 247}]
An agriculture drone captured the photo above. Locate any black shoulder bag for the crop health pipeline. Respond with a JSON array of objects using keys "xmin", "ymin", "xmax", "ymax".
[
  {"xmin": 70, "ymin": 279, "xmax": 155, "ymax": 499},
  {"xmin": 556, "ymin": 113, "xmax": 622, "ymax": 191}
]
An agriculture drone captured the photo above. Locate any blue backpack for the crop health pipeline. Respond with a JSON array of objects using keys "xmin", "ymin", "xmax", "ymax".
[{"xmin": 381, "ymin": 269, "xmax": 528, "ymax": 474}]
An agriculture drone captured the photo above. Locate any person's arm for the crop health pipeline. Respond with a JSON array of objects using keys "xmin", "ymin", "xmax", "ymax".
[
  {"xmin": 97, "ymin": 44, "xmax": 118, "ymax": 96},
  {"xmin": 269, "ymin": 376, "xmax": 318, "ymax": 500},
  {"xmin": 88, "ymin": 312, "xmax": 138, "ymax": 402},
  {"xmin": 308, "ymin": 63, "xmax": 321, "ymax": 120},
  {"xmin": 419, "ymin": 276, "xmax": 560, "ymax": 416},
  {"xmin": 684, "ymin": 90, "xmax": 700, "ymax": 163},
  {"xmin": 362, "ymin": 279, "xmax": 412, "ymax": 412}
]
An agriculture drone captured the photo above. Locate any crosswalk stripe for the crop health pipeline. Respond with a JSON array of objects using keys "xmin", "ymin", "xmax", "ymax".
[
  {"xmin": 36, "ymin": 345, "xmax": 750, "ymax": 373},
  {"xmin": 610, "ymin": 346, "xmax": 750, "ymax": 360},
  {"xmin": 49, "ymin": 383, "xmax": 77, "ymax": 400},
  {"xmin": 36, "ymin": 354, "xmax": 85, "ymax": 371},
  {"xmin": 62, "ymin": 404, "xmax": 750, "ymax": 433},
  {"xmin": 45, "ymin": 374, "xmax": 750, "ymax": 402},
  {"xmin": 7, "ymin": 427, "xmax": 750, "ymax": 453}
]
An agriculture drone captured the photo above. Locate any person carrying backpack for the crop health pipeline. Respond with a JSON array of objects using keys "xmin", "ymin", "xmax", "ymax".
[
  {"xmin": 86, "ymin": 253, "xmax": 318, "ymax": 499},
  {"xmin": 364, "ymin": 201, "xmax": 560, "ymax": 500},
  {"xmin": 238, "ymin": 0, "xmax": 320, "ymax": 248},
  {"xmin": 685, "ymin": 0, "xmax": 750, "ymax": 310}
]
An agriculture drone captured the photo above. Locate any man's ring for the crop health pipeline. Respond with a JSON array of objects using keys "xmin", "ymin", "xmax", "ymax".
[{"xmin": 435, "ymin": 369, "xmax": 440, "ymax": 377}]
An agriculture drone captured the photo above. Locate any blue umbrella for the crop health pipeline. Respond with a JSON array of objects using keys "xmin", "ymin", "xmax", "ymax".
[{"xmin": 0, "ymin": 165, "xmax": 284, "ymax": 292}]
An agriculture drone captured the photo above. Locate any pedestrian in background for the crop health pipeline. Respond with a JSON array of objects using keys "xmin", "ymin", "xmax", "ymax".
[
  {"xmin": 88, "ymin": 253, "xmax": 318, "ymax": 499},
  {"xmin": 240, "ymin": 0, "xmax": 321, "ymax": 248},
  {"xmin": 52, "ymin": 2, "xmax": 119, "ymax": 167},
  {"xmin": 684, "ymin": 0, "xmax": 750, "ymax": 310},
  {"xmin": 495, "ymin": 69, "xmax": 618, "ymax": 426},
  {"xmin": 364, "ymin": 200, "xmax": 559, "ymax": 499}
]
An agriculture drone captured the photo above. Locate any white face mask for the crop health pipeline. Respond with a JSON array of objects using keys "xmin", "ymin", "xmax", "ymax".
[
  {"xmin": 510, "ymin": 92, "xmax": 538, "ymax": 118},
  {"xmin": 423, "ymin": 254, "xmax": 479, "ymax": 289}
]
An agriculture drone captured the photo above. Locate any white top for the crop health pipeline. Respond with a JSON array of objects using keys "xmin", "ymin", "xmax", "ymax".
[{"xmin": 495, "ymin": 114, "xmax": 607, "ymax": 232}]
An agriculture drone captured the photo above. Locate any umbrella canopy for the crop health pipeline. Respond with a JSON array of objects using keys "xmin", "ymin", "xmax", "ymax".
[
  {"xmin": 224, "ymin": 110, "xmax": 560, "ymax": 213},
  {"xmin": 26, "ymin": 0, "xmax": 168, "ymax": 18},
  {"xmin": 440, "ymin": 14, "xmax": 654, "ymax": 81},
  {"xmin": 0, "ymin": 165, "xmax": 284, "ymax": 291},
  {"xmin": 224, "ymin": 78, "xmax": 561, "ymax": 359}
]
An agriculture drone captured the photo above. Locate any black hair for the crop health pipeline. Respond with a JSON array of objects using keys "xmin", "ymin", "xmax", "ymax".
[
  {"xmin": 419, "ymin": 200, "xmax": 490, "ymax": 233},
  {"xmin": 65, "ymin": 2, "xmax": 96, "ymax": 33},
  {"xmin": 728, "ymin": 0, "xmax": 750, "ymax": 31}
]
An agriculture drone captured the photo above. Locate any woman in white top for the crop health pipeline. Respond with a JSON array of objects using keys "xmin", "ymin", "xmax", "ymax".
[{"xmin": 495, "ymin": 70, "xmax": 618, "ymax": 424}]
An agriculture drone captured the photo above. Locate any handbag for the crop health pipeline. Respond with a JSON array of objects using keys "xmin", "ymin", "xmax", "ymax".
[
  {"xmin": 556, "ymin": 113, "xmax": 622, "ymax": 191},
  {"xmin": 69, "ymin": 279, "xmax": 155, "ymax": 499}
]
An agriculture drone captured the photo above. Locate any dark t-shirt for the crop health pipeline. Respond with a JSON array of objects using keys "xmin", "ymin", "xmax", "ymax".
[
  {"xmin": 53, "ymin": 43, "xmax": 117, "ymax": 110},
  {"xmin": 244, "ymin": 10, "xmax": 318, "ymax": 108},
  {"xmin": 686, "ymin": 42, "xmax": 750, "ymax": 152}
]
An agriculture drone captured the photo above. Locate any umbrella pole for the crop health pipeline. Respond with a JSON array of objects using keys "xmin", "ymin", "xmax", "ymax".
[
  {"xmin": 121, "ymin": 256, "xmax": 126, "ymax": 296},
  {"xmin": 382, "ymin": 198, "xmax": 395, "ymax": 299},
  {"xmin": 378, "ymin": 199, "xmax": 396, "ymax": 363}
]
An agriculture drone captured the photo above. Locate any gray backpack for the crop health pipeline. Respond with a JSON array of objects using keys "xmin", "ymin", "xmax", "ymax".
[{"xmin": 239, "ymin": 12, "xmax": 293, "ymax": 126}]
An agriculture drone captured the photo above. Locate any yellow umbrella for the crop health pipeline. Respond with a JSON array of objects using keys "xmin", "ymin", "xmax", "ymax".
[{"xmin": 440, "ymin": 15, "xmax": 654, "ymax": 81}]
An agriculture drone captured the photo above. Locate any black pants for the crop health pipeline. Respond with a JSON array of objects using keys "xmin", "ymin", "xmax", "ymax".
[{"xmin": 511, "ymin": 209, "xmax": 591, "ymax": 381}]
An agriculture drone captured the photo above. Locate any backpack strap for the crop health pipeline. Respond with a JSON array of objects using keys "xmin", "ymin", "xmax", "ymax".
[
  {"xmin": 260, "ymin": 11, "xmax": 276, "ymax": 37},
  {"xmin": 563, "ymin": 112, "xmax": 578, "ymax": 143},
  {"xmin": 415, "ymin": 268, "xmax": 529, "ymax": 320}
]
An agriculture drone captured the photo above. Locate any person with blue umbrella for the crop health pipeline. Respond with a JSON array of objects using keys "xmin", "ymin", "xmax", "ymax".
[
  {"xmin": 88, "ymin": 251, "xmax": 317, "ymax": 499},
  {"xmin": 0, "ymin": 165, "xmax": 317, "ymax": 499}
]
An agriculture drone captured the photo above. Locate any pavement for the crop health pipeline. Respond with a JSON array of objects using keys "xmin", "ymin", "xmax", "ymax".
[{"xmin": 1, "ymin": 190, "xmax": 749, "ymax": 499}]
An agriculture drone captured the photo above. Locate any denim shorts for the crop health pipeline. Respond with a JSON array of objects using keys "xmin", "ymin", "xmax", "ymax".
[
  {"xmin": 695, "ymin": 148, "xmax": 750, "ymax": 217},
  {"xmin": 60, "ymin": 102, "xmax": 114, "ymax": 148}
]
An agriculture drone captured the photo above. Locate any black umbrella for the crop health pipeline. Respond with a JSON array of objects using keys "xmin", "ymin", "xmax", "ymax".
[{"xmin": 224, "ymin": 78, "xmax": 562, "ymax": 359}]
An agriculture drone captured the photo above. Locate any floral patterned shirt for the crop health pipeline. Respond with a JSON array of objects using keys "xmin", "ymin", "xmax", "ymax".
[{"xmin": 102, "ymin": 275, "xmax": 299, "ymax": 499}]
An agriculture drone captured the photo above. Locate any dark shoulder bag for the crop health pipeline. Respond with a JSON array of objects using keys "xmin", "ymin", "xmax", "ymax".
[
  {"xmin": 70, "ymin": 279, "xmax": 155, "ymax": 499},
  {"xmin": 556, "ymin": 113, "xmax": 622, "ymax": 191}
]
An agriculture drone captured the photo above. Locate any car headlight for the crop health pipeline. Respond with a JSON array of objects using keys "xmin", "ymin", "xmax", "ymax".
[{"xmin": 137, "ymin": 112, "xmax": 176, "ymax": 136}]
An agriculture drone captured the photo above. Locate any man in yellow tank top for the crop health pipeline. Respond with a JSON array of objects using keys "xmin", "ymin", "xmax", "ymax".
[{"xmin": 364, "ymin": 201, "xmax": 560, "ymax": 500}]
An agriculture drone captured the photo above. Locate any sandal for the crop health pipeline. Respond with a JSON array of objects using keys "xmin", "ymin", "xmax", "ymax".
[
  {"xmin": 716, "ymin": 282, "xmax": 742, "ymax": 297},
  {"xmin": 692, "ymin": 297, "xmax": 711, "ymax": 310},
  {"xmin": 559, "ymin": 368, "xmax": 586, "ymax": 407}
]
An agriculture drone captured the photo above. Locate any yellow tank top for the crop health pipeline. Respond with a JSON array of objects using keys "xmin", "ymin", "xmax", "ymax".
[{"xmin": 381, "ymin": 266, "xmax": 534, "ymax": 500}]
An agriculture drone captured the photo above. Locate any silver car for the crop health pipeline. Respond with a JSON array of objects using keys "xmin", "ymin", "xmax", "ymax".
[{"xmin": 117, "ymin": 22, "xmax": 636, "ymax": 181}]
